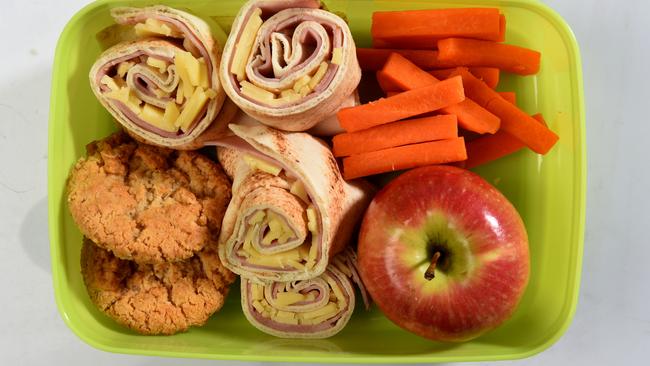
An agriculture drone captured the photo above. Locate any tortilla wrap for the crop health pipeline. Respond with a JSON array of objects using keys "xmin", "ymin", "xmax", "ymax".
[
  {"xmin": 210, "ymin": 124, "xmax": 372, "ymax": 282},
  {"xmin": 240, "ymin": 248, "xmax": 369, "ymax": 338},
  {"xmin": 89, "ymin": 5, "xmax": 228, "ymax": 148},
  {"xmin": 219, "ymin": 0, "xmax": 361, "ymax": 131}
]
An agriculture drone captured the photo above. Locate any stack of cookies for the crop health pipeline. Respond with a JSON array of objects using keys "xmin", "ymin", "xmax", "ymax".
[{"xmin": 67, "ymin": 132, "xmax": 236, "ymax": 335}]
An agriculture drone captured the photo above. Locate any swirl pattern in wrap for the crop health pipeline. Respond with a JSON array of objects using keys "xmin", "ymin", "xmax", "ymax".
[
  {"xmin": 89, "ymin": 5, "xmax": 230, "ymax": 148},
  {"xmin": 212, "ymin": 123, "xmax": 372, "ymax": 282},
  {"xmin": 241, "ymin": 248, "xmax": 369, "ymax": 338},
  {"xmin": 219, "ymin": 0, "xmax": 361, "ymax": 131}
]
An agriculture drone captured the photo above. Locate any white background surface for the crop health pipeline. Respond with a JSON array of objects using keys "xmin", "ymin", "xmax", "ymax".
[{"xmin": 1, "ymin": 0, "xmax": 648, "ymax": 365}]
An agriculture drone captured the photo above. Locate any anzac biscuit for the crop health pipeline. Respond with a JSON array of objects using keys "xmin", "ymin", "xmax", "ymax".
[
  {"xmin": 81, "ymin": 239, "xmax": 236, "ymax": 335},
  {"xmin": 67, "ymin": 132, "xmax": 231, "ymax": 263}
]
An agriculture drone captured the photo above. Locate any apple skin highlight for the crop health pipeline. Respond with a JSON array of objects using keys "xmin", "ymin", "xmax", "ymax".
[{"xmin": 358, "ymin": 165, "xmax": 530, "ymax": 342}]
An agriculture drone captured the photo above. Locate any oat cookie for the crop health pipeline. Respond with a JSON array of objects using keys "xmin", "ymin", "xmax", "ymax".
[
  {"xmin": 81, "ymin": 239, "xmax": 236, "ymax": 335},
  {"xmin": 67, "ymin": 132, "xmax": 231, "ymax": 263}
]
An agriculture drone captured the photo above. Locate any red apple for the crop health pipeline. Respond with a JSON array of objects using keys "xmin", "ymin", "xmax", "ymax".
[{"xmin": 358, "ymin": 165, "xmax": 529, "ymax": 342}]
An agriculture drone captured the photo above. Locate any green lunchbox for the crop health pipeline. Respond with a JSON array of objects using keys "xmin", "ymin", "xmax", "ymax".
[{"xmin": 48, "ymin": 0, "xmax": 586, "ymax": 362}]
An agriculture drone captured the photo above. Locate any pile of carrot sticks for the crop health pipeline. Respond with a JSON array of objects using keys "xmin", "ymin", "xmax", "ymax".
[{"xmin": 335, "ymin": 8, "xmax": 558, "ymax": 180}]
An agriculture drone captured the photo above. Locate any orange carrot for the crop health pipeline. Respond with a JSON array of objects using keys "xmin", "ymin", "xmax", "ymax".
[
  {"xmin": 486, "ymin": 99, "xmax": 556, "ymax": 153},
  {"xmin": 442, "ymin": 100, "xmax": 500, "ymax": 134},
  {"xmin": 371, "ymin": 38, "xmax": 439, "ymax": 49},
  {"xmin": 371, "ymin": 8, "xmax": 502, "ymax": 49},
  {"xmin": 429, "ymin": 67, "xmax": 500, "ymax": 89},
  {"xmin": 385, "ymin": 91, "xmax": 401, "ymax": 97},
  {"xmin": 381, "ymin": 53, "xmax": 500, "ymax": 134},
  {"xmin": 463, "ymin": 113, "xmax": 546, "ymax": 168},
  {"xmin": 337, "ymin": 76, "xmax": 465, "ymax": 132},
  {"xmin": 343, "ymin": 137, "xmax": 467, "ymax": 179},
  {"xmin": 498, "ymin": 14, "xmax": 506, "ymax": 42},
  {"xmin": 498, "ymin": 91, "xmax": 516, "ymax": 104},
  {"xmin": 438, "ymin": 38, "xmax": 541, "ymax": 75},
  {"xmin": 452, "ymin": 67, "xmax": 498, "ymax": 106},
  {"xmin": 463, "ymin": 130, "xmax": 524, "ymax": 169},
  {"xmin": 453, "ymin": 67, "xmax": 558, "ymax": 154},
  {"xmin": 356, "ymin": 48, "xmax": 460, "ymax": 71},
  {"xmin": 381, "ymin": 53, "xmax": 439, "ymax": 90},
  {"xmin": 376, "ymin": 70, "xmax": 402, "ymax": 93},
  {"xmin": 532, "ymin": 113, "xmax": 546, "ymax": 125},
  {"xmin": 459, "ymin": 128, "xmax": 483, "ymax": 143},
  {"xmin": 372, "ymin": 37, "xmax": 437, "ymax": 50},
  {"xmin": 427, "ymin": 69, "xmax": 454, "ymax": 79},
  {"xmin": 333, "ymin": 115, "xmax": 458, "ymax": 157}
]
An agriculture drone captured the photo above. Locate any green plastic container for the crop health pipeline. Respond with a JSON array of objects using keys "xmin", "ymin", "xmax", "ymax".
[{"xmin": 48, "ymin": 0, "xmax": 586, "ymax": 362}]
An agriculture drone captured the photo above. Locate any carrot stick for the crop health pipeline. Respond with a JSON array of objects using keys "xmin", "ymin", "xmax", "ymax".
[
  {"xmin": 371, "ymin": 8, "xmax": 502, "ymax": 49},
  {"xmin": 356, "ymin": 48, "xmax": 460, "ymax": 71},
  {"xmin": 453, "ymin": 67, "xmax": 558, "ymax": 154},
  {"xmin": 463, "ymin": 130, "xmax": 524, "ymax": 169},
  {"xmin": 428, "ymin": 67, "xmax": 500, "ymax": 89},
  {"xmin": 333, "ymin": 115, "xmax": 458, "ymax": 157},
  {"xmin": 452, "ymin": 67, "xmax": 498, "ymax": 106},
  {"xmin": 376, "ymin": 70, "xmax": 402, "ymax": 93},
  {"xmin": 381, "ymin": 53, "xmax": 440, "ymax": 90},
  {"xmin": 486, "ymin": 98, "xmax": 556, "ymax": 153},
  {"xmin": 474, "ymin": 66, "xmax": 500, "ymax": 88},
  {"xmin": 343, "ymin": 137, "xmax": 467, "ymax": 179},
  {"xmin": 371, "ymin": 38, "xmax": 438, "ymax": 50},
  {"xmin": 381, "ymin": 53, "xmax": 500, "ymax": 134},
  {"xmin": 356, "ymin": 48, "xmax": 388, "ymax": 71},
  {"xmin": 438, "ymin": 38, "xmax": 541, "ymax": 75},
  {"xmin": 498, "ymin": 91, "xmax": 516, "ymax": 104},
  {"xmin": 498, "ymin": 14, "xmax": 506, "ymax": 42},
  {"xmin": 427, "ymin": 69, "xmax": 454, "ymax": 79},
  {"xmin": 532, "ymin": 113, "xmax": 546, "ymax": 125},
  {"xmin": 463, "ymin": 113, "xmax": 546, "ymax": 168},
  {"xmin": 338, "ymin": 76, "xmax": 465, "ymax": 132},
  {"xmin": 371, "ymin": 38, "xmax": 392, "ymax": 49},
  {"xmin": 442, "ymin": 100, "xmax": 500, "ymax": 134},
  {"xmin": 385, "ymin": 91, "xmax": 401, "ymax": 97},
  {"xmin": 459, "ymin": 129, "xmax": 483, "ymax": 143},
  {"xmin": 372, "ymin": 37, "xmax": 438, "ymax": 50}
]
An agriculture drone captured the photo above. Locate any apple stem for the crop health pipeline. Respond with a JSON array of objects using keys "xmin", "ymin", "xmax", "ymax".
[{"xmin": 424, "ymin": 252, "xmax": 441, "ymax": 281}]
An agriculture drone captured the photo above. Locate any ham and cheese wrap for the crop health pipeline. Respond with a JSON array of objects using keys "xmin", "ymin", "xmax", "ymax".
[
  {"xmin": 219, "ymin": 0, "xmax": 361, "ymax": 131},
  {"xmin": 213, "ymin": 124, "xmax": 372, "ymax": 282},
  {"xmin": 241, "ymin": 249, "xmax": 369, "ymax": 338},
  {"xmin": 89, "ymin": 6, "xmax": 228, "ymax": 148}
]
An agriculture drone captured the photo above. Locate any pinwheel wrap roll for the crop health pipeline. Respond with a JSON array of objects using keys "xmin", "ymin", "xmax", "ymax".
[
  {"xmin": 219, "ymin": 0, "xmax": 361, "ymax": 131},
  {"xmin": 214, "ymin": 124, "xmax": 372, "ymax": 282},
  {"xmin": 241, "ymin": 249, "xmax": 369, "ymax": 338},
  {"xmin": 89, "ymin": 6, "xmax": 228, "ymax": 148}
]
